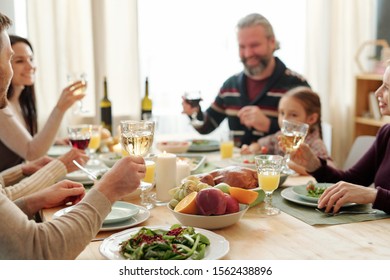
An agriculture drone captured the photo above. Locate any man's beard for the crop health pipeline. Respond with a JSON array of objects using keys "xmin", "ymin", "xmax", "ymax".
[
  {"xmin": 0, "ymin": 75, "xmax": 10, "ymax": 109},
  {"xmin": 242, "ymin": 56, "xmax": 270, "ymax": 77}
]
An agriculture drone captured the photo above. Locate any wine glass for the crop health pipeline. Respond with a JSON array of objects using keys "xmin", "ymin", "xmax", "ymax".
[
  {"xmin": 120, "ymin": 120, "xmax": 155, "ymax": 209},
  {"xmin": 255, "ymin": 155, "xmax": 284, "ymax": 216},
  {"xmin": 280, "ymin": 119, "xmax": 309, "ymax": 175},
  {"xmin": 87, "ymin": 125, "xmax": 102, "ymax": 166},
  {"xmin": 183, "ymin": 91, "xmax": 204, "ymax": 127},
  {"xmin": 67, "ymin": 72, "xmax": 88, "ymax": 114},
  {"xmin": 67, "ymin": 124, "xmax": 91, "ymax": 151}
]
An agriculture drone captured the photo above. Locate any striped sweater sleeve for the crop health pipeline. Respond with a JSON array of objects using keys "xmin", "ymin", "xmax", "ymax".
[{"xmin": 1, "ymin": 160, "xmax": 67, "ymax": 201}]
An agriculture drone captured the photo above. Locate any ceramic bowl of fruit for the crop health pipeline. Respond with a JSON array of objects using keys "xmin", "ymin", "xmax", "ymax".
[
  {"xmin": 167, "ymin": 185, "xmax": 257, "ymax": 229},
  {"xmin": 168, "ymin": 203, "xmax": 248, "ymax": 230},
  {"xmin": 156, "ymin": 141, "xmax": 191, "ymax": 154}
]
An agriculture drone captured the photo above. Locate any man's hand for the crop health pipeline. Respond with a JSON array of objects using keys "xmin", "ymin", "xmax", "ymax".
[
  {"xmin": 24, "ymin": 180, "xmax": 85, "ymax": 214},
  {"xmin": 95, "ymin": 156, "xmax": 146, "ymax": 203},
  {"xmin": 58, "ymin": 148, "xmax": 90, "ymax": 173},
  {"xmin": 181, "ymin": 96, "xmax": 199, "ymax": 116},
  {"xmin": 237, "ymin": 106, "xmax": 271, "ymax": 132},
  {"xmin": 22, "ymin": 156, "xmax": 53, "ymax": 176}
]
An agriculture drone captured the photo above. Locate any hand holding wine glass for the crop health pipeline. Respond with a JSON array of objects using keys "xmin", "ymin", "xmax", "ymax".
[
  {"xmin": 280, "ymin": 119, "xmax": 309, "ymax": 175},
  {"xmin": 67, "ymin": 73, "xmax": 88, "ymax": 114},
  {"xmin": 182, "ymin": 91, "xmax": 204, "ymax": 127},
  {"xmin": 255, "ymin": 154, "xmax": 284, "ymax": 216},
  {"xmin": 120, "ymin": 120, "xmax": 155, "ymax": 209}
]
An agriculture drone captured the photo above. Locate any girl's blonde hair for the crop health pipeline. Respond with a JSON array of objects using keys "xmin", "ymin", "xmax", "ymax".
[{"xmin": 283, "ymin": 86, "xmax": 323, "ymax": 138}]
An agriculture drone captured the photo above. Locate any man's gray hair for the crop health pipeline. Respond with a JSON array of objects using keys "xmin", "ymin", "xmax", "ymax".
[
  {"xmin": 237, "ymin": 13, "xmax": 280, "ymax": 50},
  {"xmin": 0, "ymin": 13, "xmax": 12, "ymax": 49}
]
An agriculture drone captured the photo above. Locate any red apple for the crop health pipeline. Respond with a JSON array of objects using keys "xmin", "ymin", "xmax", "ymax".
[
  {"xmin": 224, "ymin": 194, "xmax": 239, "ymax": 214},
  {"xmin": 196, "ymin": 188, "xmax": 227, "ymax": 216}
]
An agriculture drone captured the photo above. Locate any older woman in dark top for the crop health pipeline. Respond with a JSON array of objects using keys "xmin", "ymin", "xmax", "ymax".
[{"xmin": 285, "ymin": 63, "xmax": 390, "ymax": 214}]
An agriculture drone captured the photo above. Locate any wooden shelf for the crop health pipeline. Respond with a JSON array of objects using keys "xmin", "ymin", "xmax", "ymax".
[
  {"xmin": 355, "ymin": 117, "xmax": 386, "ymax": 127},
  {"xmin": 354, "ymin": 75, "xmax": 385, "ymax": 138}
]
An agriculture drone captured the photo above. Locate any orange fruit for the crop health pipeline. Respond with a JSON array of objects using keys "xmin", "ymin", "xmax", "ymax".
[
  {"xmin": 174, "ymin": 192, "xmax": 198, "ymax": 214},
  {"xmin": 228, "ymin": 187, "xmax": 258, "ymax": 204}
]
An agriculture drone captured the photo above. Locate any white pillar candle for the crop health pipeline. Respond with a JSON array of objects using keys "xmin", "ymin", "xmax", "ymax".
[
  {"xmin": 176, "ymin": 160, "xmax": 191, "ymax": 186},
  {"xmin": 155, "ymin": 152, "xmax": 177, "ymax": 202}
]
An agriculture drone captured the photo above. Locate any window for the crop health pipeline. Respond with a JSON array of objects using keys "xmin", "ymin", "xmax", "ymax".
[{"xmin": 137, "ymin": 0, "xmax": 306, "ymax": 133}]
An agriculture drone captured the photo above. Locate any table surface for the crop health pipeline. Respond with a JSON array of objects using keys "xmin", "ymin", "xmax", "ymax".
[{"xmin": 42, "ymin": 148, "xmax": 390, "ymax": 260}]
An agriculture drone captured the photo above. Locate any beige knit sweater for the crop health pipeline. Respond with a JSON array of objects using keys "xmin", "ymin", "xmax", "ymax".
[
  {"xmin": 0, "ymin": 188, "xmax": 111, "ymax": 259},
  {"xmin": 0, "ymin": 160, "xmax": 66, "ymax": 201}
]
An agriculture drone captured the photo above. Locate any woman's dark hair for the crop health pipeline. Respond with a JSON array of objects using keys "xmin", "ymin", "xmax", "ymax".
[{"xmin": 7, "ymin": 35, "xmax": 37, "ymax": 135}]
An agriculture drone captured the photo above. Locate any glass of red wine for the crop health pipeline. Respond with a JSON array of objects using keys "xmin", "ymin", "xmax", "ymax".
[
  {"xmin": 67, "ymin": 124, "xmax": 92, "ymax": 150},
  {"xmin": 184, "ymin": 91, "xmax": 204, "ymax": 127}
]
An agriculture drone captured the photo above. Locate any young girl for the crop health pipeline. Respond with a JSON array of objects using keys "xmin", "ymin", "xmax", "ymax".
[{"xmin": 240, "ymin": 86, "xmax": 333, "ymax": 174}]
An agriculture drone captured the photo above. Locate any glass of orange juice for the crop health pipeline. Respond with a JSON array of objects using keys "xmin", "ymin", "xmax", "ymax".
[
  {"xmin": 87, "ymin": 125, "xmax": 102, "ymax": 165},
  {"xmin": 255, "ymin": 155, "xmax": 283, "ymax": 216},
  {"xmin": 220, "ymin": 130, "xmax": 234, "ymax": 159}
]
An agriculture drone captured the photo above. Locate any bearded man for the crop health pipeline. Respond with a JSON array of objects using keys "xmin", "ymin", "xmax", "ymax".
[{"xmin": 182, "ymin": 13, "xmax": 310, "ymax": 146}]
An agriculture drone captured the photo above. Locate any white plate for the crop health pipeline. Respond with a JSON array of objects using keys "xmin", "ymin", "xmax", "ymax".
[
  {"xmin": 291, "ymin": 183, "xmax": 333, "ymax": 203},
  {"xmin": 47, "ymin": 145, "xmax": 71, "ymax": 157},
  {"xmin": 53, "ymin": 203, "xmax": 150, "ymax": 231},
  {"xmin": 187, "ymin": 139, "xmax": 220, "ymax": 152},
  {"xmin": 281, "ymin": 187, "xmax": 356, "ymax": 207},
  {"xmin": 103, "ymin": 201, "xmax": 139, "ymax": 225},
  {"xmin": 65, "ymin": 165, "xmax": 108, "ymax": 182},
  {"xmin": 99, "ymin": 225, "xmax": 229, "ymax": 260},
  {"xmin": 229, "ymin": 155, "xmax": 256, "ymax": 169}
]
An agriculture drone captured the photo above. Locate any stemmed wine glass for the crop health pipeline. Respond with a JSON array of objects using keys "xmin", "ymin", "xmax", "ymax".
[
  {"xmin": 255, "ymin": 155, "xmax": 284, "ymax": 216},
  {"xmin": 67, "ymin": 73, "xmax": 88, "ymax": 114},
  {"xmin": 87, "ymin": 125, "xmax": 102, "ymax": 166},
  {"xmin": 67, "ymin": 124, "xmax": 91, "ymax": 151},
  {"xmin": 280, "ymin": 119, "xmax": 309, "ymax": 175},
  {"xmin": 120, "ymin": 120, "xmax": 155, "ymax": 209},
  {"xmin": 183, "ymin": 91, "xmax": 204, "ymax": 127}
]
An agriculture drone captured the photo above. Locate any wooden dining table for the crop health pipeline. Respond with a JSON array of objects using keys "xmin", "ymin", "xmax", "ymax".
[{"xmin": 42, "ymin": 146, "xmax": 390, "ymax": 260}]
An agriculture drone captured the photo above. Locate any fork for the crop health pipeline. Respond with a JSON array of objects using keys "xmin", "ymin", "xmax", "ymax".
[
  {"xmin": 315, "ymin": 208, "xmax": 377, "ymax": 216},
  {"xmin": 72, "ymin": 160, "xmax": 98, "ymax": 180}
]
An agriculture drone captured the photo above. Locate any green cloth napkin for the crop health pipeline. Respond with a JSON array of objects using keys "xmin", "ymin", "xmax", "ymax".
[{"xmin": 272, "ymin": 188, "xmax": 390, "ymax": 226}]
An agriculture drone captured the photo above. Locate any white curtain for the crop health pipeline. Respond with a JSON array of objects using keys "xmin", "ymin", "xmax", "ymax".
[
  {"xmin": 26, "ymin": 0, "xmax": 140, "ymax": 137},
  {"xmin": 305, "ymin": 0, "xmax": 376, "ymax": 166}
]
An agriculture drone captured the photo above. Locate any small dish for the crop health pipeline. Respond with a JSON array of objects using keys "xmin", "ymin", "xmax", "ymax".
[
  {"xmin": 99, "ymin": 152, "xmax": 122, "ymax": 167},
  {"xmin": 187, "ymin": 139, "xmax": 220, "ymax": 152},
  {"xmin": 103, "ymin": 201, "xmax": 139, "ymax": 225},
  {"xmin": 156, "ymin": 141, "xmax": 191, "ymax": 154},
  {"xmin": 53, "ymin": 203, "xmax": 150, "ymax": 231},
  {"xmin": 291, "ymin": 183, "xmax": 333, "ymax": 202},
  {"xmin": 281, "ymin": 187, "xmax": 356, "ymax": 208},
  {"xmin": 176, "ymin": 154, "xmax": 206, "ymax": 174},
  {"xmin": 47, "ymin": 145, "xmax": 71, "ymax": 157}
]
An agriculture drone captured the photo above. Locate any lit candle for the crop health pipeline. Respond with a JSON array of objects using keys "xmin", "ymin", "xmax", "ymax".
[
  {"xmin": 155, "ymin": 152, "xmax": 177, "ymax": 202},
  {"xmin": 176, "ymin": 160, "xmax": 191, "ymax": 186}
]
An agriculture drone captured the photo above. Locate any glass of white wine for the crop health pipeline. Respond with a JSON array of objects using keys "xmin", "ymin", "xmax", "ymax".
[
  {"xmin": 255, "ymin": 155, "xmax": 284, "ymax": 216},
  {"xmin": 120, "ymin": 120, "xmax": 155, "ymax": 209},
  {"xmin": 280, "ymin": 119, "xmax": 309, "ymax": 175},
  {"xmin": 67, "ymin": 72, "xmax": 88, "ymax": 114}
]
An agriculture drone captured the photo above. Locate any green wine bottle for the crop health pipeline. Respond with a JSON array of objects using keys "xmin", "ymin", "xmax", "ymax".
[
  {"xmin": 141, "ymin": 77, "xmax": 152, "ymax": 120},
  {"xmin": 100, "ymin": 77, "xmax": 112, "ymax": 133}
]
